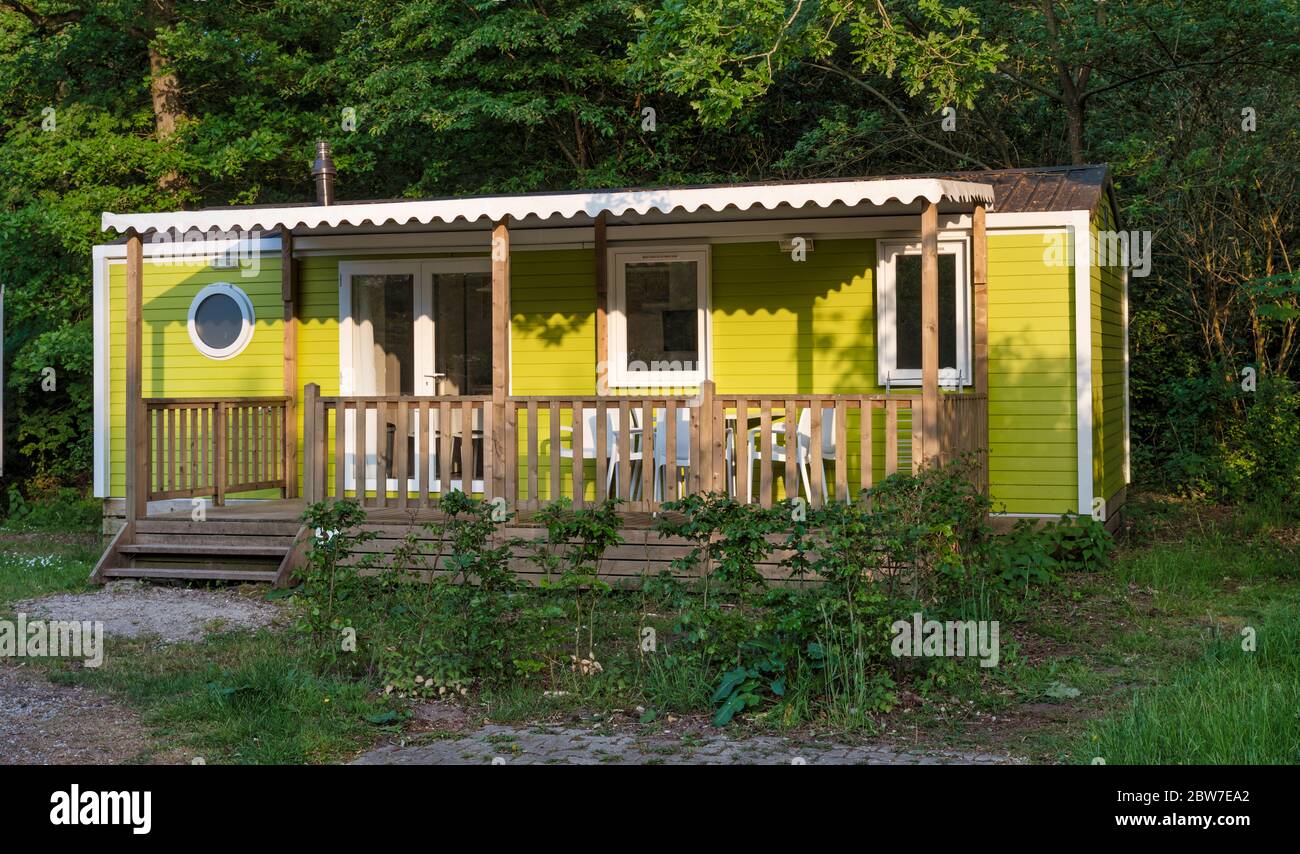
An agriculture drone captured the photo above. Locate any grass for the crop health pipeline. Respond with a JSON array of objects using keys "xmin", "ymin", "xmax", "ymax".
[
  {"xmin": 51, "ymin": 631, "xmax": 390, "ymax": 764},
  {"xmin": 0, "ymin": 538, "xmax": 97, "ymax": 605},
  {"xmin": 1078, "ymin": 602, "xmax": 1300, "ymax": 764},
  {"xmin": 1060, "ymin": 501, "xmax": 1300, "ymax": 764}
]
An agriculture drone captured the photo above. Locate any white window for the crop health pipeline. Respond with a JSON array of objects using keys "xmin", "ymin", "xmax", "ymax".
[
  {"xmin": 877, "ymin": 239, "xmax": 971, "ymax": 387},
  {"xmin": 608, "ymin": 246, "xmax": 709, "ymax": 387},
  {"xmin": 187, "ymin": 282, "xmax": 255, "ymax": 359}
]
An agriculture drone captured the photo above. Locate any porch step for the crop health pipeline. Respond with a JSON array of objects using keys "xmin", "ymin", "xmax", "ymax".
[
  {"xmin": 101, "ymin": 567, "xmax": 281, "ymax": 582},
  {"xmin": 93, "ymin": 516, "xmax": 312, "ymax": 587},
  {"xmin": 131, "ymin": 532, "xmax": 296, "ymax": 548},
  {"xmin": 134, "ymin": 519, "xmax": 302, "ymax": 537},
  {"xmin": 119, "ymin": 543, "xmax": 290, "ymax": 557}
]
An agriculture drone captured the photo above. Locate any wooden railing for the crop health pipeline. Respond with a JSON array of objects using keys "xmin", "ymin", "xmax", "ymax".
[
  {"xmin": 300, "ymin": 383, "xmax": 979, "ymax": 511},
  {"xmin": 509, "ymin": 395, "xmax": 699, "ymax": 511},
  {"xmin": 302, "ymin": 390, "xmax": 494, "ymax": 509},
  {"xmin": 938, "ymin": 392, "xmax": 989, "ymax": 489},
  {"xmin": 712, "ymin": 391, "xmax": 919, "ymax": 507},
  {"xmin": 145, "ymin": 396, "xmax": 291, "ymax": 503}
]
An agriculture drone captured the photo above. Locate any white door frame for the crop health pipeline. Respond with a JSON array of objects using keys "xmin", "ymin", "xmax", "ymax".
[{"xmin": 338, "ymin": 258, "xmax": 492, "ymax": 495}]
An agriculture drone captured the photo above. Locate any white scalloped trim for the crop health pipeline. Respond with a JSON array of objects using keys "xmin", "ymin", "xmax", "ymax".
[{"xmin": 103, "ymin": 178, "xmax": 994, "ymax": 234}]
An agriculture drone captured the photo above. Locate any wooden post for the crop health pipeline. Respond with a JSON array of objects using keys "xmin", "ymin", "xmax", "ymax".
[
  {"xmin": 920, "ymin": 201, "xmax": 940, "ymax": 467},
  {"xmin": 695, "ymin": 379, "xmax": 714, "ymax": 495},
  {"xmin": 282, "ymin": 230, "xmax": 298, "ymax": 498},
  {"xmin": 214, "ymin": 401, "xmax": 227, "ymax": 505},
  {"xmin": 594, "ymin": 213, "xmax": 608, "ymax": 376},
  {"xmin": 124, "ymin": 233, "xmax": 147, "ymax": 521},
  {"xmin": 302, "ymin": 383, "xmax": 319, "ymax": 501},
  {"xmin": 972, "ymin": 204, "xmax": 988, "ymax": 395},
  {"xmin": 972, "ymin": 203, "xmax": 990, "ymax": 492},
  {"xmin": 491, "ymin": 218, "xmax": 511, "ymax": 503}
]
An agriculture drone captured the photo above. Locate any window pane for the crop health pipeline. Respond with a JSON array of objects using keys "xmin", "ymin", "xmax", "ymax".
[
  {"xmin": 893, "ymin": 253, "xmax": 958, "ymax": 374},
  {"xmin": 895, "ymin": 256, "xmax": 922, "ymax": 370},
  {"xmin": 353, "ymin": 274, "xmax": 414, "ymax": 395},
  {"xmin": 625, "ymin": 260, "xmax": 698, "ymax": 372},
  {"xmin": 434, "ymin": 272, "xmax": 493, "ymax": 395},
  {"xmin": 938, "ymin": 254, "xmax": 957, "ymax": 371},
  {"xmin": 194, "ymin": 293, "xmax": 242, "ymax": 350}
]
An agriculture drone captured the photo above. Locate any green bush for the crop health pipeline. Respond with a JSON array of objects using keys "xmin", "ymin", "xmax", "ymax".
[
  {"xmin": 528, "ymin": 498, "xmax": 624, "ymax": 678},
  {"xmin": 1146, "ymin": 369, "xmax": 1300, "ymax": 502},
  {"xmin": 1, "ymin": 484, "xmax": 101, "ymax": 532},
  {"xmin": 294, "ymin": 466, "xmax": 1083, "ymax": 730},
  {"xmin": 652, "ymin": 460, "xmax": 1048, "ymax": 727}
]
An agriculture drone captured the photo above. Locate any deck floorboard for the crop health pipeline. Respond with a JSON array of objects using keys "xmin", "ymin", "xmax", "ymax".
[{"xmin": 145, "ymin": 498, "xmax": 666, "ymax": 529}]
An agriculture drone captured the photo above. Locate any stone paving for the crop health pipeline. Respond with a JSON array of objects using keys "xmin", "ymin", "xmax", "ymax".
[{"xmin": 353, "ymin": 723, "xmax": 1022, "ymax": 765}]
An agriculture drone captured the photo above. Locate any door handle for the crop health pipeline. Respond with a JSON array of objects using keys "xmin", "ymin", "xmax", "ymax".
[{"xmin": 423, "ymin": 373, "xmax": 446, "ymax": 395}]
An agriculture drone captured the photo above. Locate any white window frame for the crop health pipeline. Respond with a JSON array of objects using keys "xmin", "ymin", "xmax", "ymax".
[
  {"xmin": 608, "ymin": 245, "xmax": 711, "ymax": 387},
  {"xmin": 876, "ymin": 238, "xmax": 972, "ymax": 387},
  {"xmin": 187, "ymin": 282, "xmax": 255, "ymax": 360}
]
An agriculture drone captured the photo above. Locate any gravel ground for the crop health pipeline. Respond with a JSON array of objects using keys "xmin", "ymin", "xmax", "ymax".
[
  {"xmin": 0, "ymin": 664, "xmax": 182, "ymax": 764},
  {"xmin": 15, "ymin": 580, "xmax": 281, "ymax": 643},
  {"xmin": 1, "ymin": 581, "xmax": 280, "ymax": 764},
  {"xmin": 353, "ymin": 723, "xmax": 1024, "ymax": 765}
]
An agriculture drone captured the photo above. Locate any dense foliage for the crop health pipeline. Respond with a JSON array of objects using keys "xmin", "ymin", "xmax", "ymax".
[{"xmin": 1, "ymin": 1, "xmax": 1296, "ymax": 503}]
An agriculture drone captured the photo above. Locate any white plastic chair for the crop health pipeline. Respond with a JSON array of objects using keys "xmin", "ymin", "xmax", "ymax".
[
  {"xmin": 559, "ymin": 407, "xmax": 643, "ymax": 499},
  {"xmin": 745, "ymin": 406, "xmax": 835, "ymax": 502},
  {"xmin": 651, "ymin": 407, "xmax": 693, "ymax": 500}
]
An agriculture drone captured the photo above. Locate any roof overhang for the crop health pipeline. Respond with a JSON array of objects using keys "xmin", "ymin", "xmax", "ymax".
[{"xmin": 101, "ymin": 177, "xmax": 995, "ymax": 236}]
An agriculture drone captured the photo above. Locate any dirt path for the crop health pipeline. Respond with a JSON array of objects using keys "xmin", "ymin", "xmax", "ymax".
[{"xmin": 0, "ymin": 664, "xmax": 181, "ymax": 764}]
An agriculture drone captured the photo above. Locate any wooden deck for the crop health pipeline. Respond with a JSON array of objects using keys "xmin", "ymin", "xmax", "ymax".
[{"xmin": 143, "ymin": 498, "xmax": 667, "ymax": 529}]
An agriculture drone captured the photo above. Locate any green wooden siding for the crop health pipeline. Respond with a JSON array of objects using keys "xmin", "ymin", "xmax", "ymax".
[
  {"xmin": 107, "ymin": 258, "xmax": 284, "ymax": 498},
  {"xmin": 509, "ymin": 249, "xmax": 596, "ymax": 499},
  {"xmin": 511, "ymin": 249, "xmax": 597, "ymax": 394},
  {"xmin": 1091, "ymin": 197, "xmax": 1127, "ymax": 511},
  {"xmin": 986, "ymin": 233, "xmax": 1078, "ymax": 514},
  {"xmin": 712, "ymin": 239, "xmax": 910, "ymax": 491}
]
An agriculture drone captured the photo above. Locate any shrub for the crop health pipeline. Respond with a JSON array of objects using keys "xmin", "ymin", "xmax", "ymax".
[
  {"xmin": 1, "ymin": 484, "xmax": 101, "ymax": 532},
  {"xmin": 529, "ymin": 498, "xmax": 624, "ymax": 678},
  {"xmin": 294, "ymin": 499, "xmax": 374, "ymax": 673},
  {"xmin": 296, "ymin": 466, "xmax": 1083, "ymax": 729},
  {"xmin": 1039, "ymin": 514, "xmax": 1113, "ymax": 573},
  {"xmin": 378, "ymin": 491, "xmax": 524, "ymax": 694},
  {"xmin": 656, "ymin": 492, "xmax": 786, "ymax": 602},
  {"xmin": 862, "ymin": 456, "xmax": 996, "ymax": 614},
  {"xmin": 1148, "ymin": 369, "xmax": 1300, "ymax": 502}
]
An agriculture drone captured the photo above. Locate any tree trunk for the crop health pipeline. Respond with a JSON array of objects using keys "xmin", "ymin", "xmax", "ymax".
[
  {"xmin": 148, "ymin": 45, "xmax": 182, "ymax": 140},
  {"xmin": 147, "ymin": 0, "xmax": 186, "ymax": 192}
]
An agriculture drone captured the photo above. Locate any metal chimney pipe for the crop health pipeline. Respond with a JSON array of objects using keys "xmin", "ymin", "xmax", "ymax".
[{"xmin": 311, "ymin": 141, "xmax": 336, "ymax": 206}]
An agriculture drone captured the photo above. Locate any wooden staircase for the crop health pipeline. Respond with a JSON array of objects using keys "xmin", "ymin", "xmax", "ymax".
[{"xmin": 92, "ymin": 518, "xmax": 310, "ymax": 587}]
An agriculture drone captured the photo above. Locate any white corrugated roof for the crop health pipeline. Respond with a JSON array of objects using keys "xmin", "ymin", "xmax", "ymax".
[{"xmin": 101, "ymin": 177, "xmax": 994, "ymax": 234}]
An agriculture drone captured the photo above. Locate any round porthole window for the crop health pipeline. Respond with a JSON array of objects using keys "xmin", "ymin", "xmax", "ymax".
[{"xmin": 188, "ymin": 283, "xmax": 255, "ymax": 359}]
